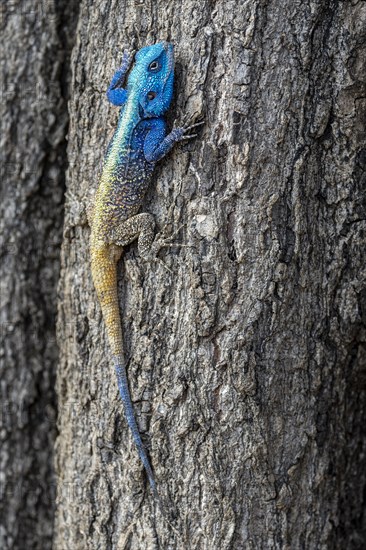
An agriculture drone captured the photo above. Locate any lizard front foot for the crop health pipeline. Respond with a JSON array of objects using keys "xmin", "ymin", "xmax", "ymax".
[
  {"xmin": 172, "ymin": 117, "xmax": 205, "ymax": 141},
  {"xmin": 119, "ymin": 48, "xmax": 136, "ymax": 71}
]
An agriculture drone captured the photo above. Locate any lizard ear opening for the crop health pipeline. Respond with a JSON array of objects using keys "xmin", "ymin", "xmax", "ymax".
[{"xmin": 147, "ymin": 91, "xmax": 157, "ymax": 101}]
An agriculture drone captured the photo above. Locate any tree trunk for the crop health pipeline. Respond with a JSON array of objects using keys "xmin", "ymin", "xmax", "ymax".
[
  {"xmin": 0, "ymin": 1, "xmax": 77, "ymax": 548},
  {"xmin": 4, "ymin": 0, "xmax": 365, "ymax": 549}
]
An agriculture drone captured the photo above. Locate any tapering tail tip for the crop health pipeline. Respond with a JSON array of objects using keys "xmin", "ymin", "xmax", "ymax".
[{"xmin": 113, "ymin": 356, "xmax": 158, "ymax": 497}]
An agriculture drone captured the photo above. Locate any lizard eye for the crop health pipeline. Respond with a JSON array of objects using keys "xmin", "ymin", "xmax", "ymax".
[
  {"xmin": 147, "ymin": 91, "xmax": 157, "ymax": 101},
  {"xmin": 149, "ymin": 61, "xmax": 160, "ymax": 71}
]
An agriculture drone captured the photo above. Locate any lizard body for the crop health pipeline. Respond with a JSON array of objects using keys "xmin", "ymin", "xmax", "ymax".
[{"xmin": 89, "ymin": 42, "xmax": 201, "ymax": 499}]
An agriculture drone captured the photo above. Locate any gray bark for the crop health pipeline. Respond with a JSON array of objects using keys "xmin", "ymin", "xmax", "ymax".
[
  {"xmin": 55, "ymin": 1, "xmax": 366, "ymax": 548},
  {"xmin": 0, "ymin": 1, "xmax": 77, "ymax": 548},
  {"xmin": 2, "ymin": 0, "xmax": 365, "ymax": 549}
]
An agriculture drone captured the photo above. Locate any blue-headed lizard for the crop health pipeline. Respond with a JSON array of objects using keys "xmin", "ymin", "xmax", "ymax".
[{"xmin": 89, "ymin": 42, "xmax": 202, "ymax": 501}]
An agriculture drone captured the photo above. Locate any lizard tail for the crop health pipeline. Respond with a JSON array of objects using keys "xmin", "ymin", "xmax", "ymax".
[
  {"xmin": 91, "ymin": 245, "xmax": 124, "ymax": 357},
  {"xmin": 91, "ymin": 246, "xmax": 158, "ymax": 497},
  {"xmin": 114, "ymin": 358, "xmax": 158, "ymax": 497},
  {"xmin": 115, "ymin": 359, "xmax": 180, "ymax": 532}
]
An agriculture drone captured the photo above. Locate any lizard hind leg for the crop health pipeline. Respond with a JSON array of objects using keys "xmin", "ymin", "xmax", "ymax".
[
  {"xmin": 110, "ymin": 212, "xmax": 176, "ymax": 273},
  {"xmin": 109, "ymin": 213, "xmax": 155, "ymax": 258}
]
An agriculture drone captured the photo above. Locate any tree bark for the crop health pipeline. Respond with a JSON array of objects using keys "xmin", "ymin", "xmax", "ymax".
[
  {"xmin": 23, "ymin": 0, "xmax": 366, "ymax": 548},
  {"xmin": 0, "ymin": 1, "xmax": 78, "ymax": 548}
]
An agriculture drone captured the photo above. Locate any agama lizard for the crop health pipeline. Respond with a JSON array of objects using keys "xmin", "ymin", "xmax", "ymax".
[{"xmin": 89, "ymin": 42, "xmax": 202, "ymax": 500}]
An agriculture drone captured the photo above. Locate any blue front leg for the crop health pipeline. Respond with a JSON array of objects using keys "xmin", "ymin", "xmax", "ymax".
[
  {"xmin": 143, "ymin": 117, "xmax": 203, "ymax": 163},
  {"xmin": 106, "ymin": 50, "xmax": 134, "ymax": 106},
  {"xmin": 143, "ymin": 119, "xmax": 185, "ymax": 163}
]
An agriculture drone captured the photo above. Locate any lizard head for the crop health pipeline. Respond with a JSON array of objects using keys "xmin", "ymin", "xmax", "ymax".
[{"xmin": 128, "ymin": 42, "xmax": 175, "ymax": 118}]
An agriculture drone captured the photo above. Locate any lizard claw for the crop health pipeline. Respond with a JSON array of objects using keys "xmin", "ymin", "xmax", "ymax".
[
  {"xmin": 184, "ymin": 119, "xmax": 205, "ymax": 131},
  {"xmin": 173, "ymin": 117, "xmax": 205, "ymax": 142},
  {"xmin": 180, "ymin": 133, "xmax": 198, "ymax": 140}
]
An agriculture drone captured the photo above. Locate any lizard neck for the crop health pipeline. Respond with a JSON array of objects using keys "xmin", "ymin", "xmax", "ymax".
[
  {"xmin": 105, "ymin": 89, "xmax": 141, "ymax": 165},
  {"xmin": 92, "ymin": 89, "xmax": 143, "ymax": 237}
]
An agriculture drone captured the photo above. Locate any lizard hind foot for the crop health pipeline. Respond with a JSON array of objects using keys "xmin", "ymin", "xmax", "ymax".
[
  {"xmin": 152, "ymin": 223, "xmax": 187, "ymax": 253},
  {"xmin": 143, "ymin": 224, "xmax": 189, "ymax": 272}
]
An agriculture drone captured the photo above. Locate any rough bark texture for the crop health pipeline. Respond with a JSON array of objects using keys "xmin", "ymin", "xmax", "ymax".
[
  {"xmin": 3, "ymin": 0, "xmax": 365, "ymax": 549},
  {"xmin": 55, "ymin": 1, "xmax": 366, "ymax": 548},
  {"xmin": 0, "ymin": 2, "xmax": 77, "ymax": 548}
]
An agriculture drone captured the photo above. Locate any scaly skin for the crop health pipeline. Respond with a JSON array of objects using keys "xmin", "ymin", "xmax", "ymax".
[{"xmin": 89, "ymin": 42, "xmax": 202, "ymax": 500}]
